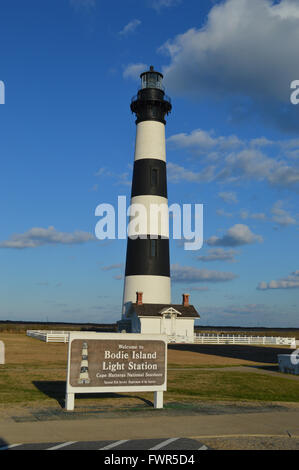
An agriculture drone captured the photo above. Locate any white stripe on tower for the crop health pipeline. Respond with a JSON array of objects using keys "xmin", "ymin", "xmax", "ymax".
[
  {"xmin": 123, "ymin": 275, "xmax": 171, "ymax": 306},
  {"xmin": 134, "ymin": 121, "xmax": 166, "ymax": 161},
  {"xmin": 129, "ymin": 195, "xmax": 169, "ymax": 239}
]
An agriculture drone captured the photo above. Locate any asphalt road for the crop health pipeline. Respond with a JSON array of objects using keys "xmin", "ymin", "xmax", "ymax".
[
  {"xmin": 0, "ymin": 437, "xmax": 209, "ymax": 451},
  {"xmin": 1, "ymin": 401, "xmax": 299, "ymax": 451}
]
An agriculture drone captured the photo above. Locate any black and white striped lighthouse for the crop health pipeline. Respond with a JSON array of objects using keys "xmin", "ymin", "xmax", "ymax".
[{"xmin": 122, "ymin": 66, "xmax": 172, "ymax": 317}]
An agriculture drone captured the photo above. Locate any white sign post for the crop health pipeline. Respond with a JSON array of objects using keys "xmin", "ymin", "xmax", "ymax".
[{"xmin": 65, "ymin": 332, "xmax": 167, "ymax": 411}]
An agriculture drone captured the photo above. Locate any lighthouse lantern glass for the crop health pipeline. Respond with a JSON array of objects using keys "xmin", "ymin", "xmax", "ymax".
[{"xmin": 141, "ymin": 72, "xmax": 163, "ymax": 90}]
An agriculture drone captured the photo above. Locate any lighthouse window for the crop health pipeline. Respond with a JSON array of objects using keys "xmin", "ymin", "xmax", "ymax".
[
  {"xmin": 150, "ymin": 239, "xmax": 157, "ymax": 257},
  {"xmin": 151, "ymin": 168, "xmax": 158, "ymax": 186}
]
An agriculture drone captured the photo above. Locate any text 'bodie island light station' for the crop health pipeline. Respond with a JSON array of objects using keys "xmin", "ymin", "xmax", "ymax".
[{"xmin": 117, "ymin": 66, "xmax": 199, "ymax": 342}]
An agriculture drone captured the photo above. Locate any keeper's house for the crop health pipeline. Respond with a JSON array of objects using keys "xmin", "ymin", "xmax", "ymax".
[{"xmin": 118, "ymin": 292, "xmax": 199, "ymax": 343}]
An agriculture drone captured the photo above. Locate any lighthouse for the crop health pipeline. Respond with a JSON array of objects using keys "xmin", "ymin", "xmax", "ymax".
[
  {"xmin": 118, "ymin": 66, "xmax": 199, "ymax": 340},
  {"xmin": 122, "ymin": 66, "xmax": 172, "ymax": 316},
  {"xmin": 78, "ymin": 342, "xmax": 90, "ymax": 385}
]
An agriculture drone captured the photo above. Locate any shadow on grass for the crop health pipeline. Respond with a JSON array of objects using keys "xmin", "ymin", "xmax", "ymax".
[
  {"xmin": 168, "ymin": 344, "xmax": 288, "ymax": 364},
  {"xmin": 32, "ymin": 380, "xmax": 153, "ymax": 409},
  {"xmin": 246, "ymin": 364, "xmax": 280, "ymax": 372}
]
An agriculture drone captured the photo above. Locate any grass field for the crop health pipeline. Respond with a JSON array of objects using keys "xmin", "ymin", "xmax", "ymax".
[{"xmin": 0, "ymin": 332, "xmax": 298, "ymax": 415}]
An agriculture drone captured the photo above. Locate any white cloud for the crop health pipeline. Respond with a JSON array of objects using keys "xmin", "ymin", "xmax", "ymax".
[
  {"xmin": 167, "ymin": 129, "xmax": 242, "ymax": 154},
  {"xmin": 167, "ymin": 162, "xmax": 215, "ymax": 183},
  {"xmin": 224, "ymin": 149, "xmax": 274, "ymax": 181},
  {"xmin": 167, "ymin": 128, "xmax": 299, "ymax": 191},
  {"xmin": 218, "ymin": 192, "xmax": 238, "ymax": 204},
  {"xmin": 271, "ymin": 200, "xmax": 297, "ymax": 226},
  {"xmin": 101, "ymin": 263, "xmax": 124, "ymax": 281},
  {"xmin": 119, "ymin": 19, "xmax": 141, "ymax": 36},
  {"xmin": 94, "ymin": 165, "xmax": 131, "ymax": 186},
  {"xmin": 171, "ymin": 263, "xmax": 237, "ymax": 283},
  {"xmin": 188, "ymin": 286, "xmax": 209, "ymax": 292},
  {"xmin": 161, "ymin": 0, "xmax": 299, "ymax": 104},
  {"xmin": 257, "ymin": 270, "xmax": 299, "ymax": 290},
  {"xmin": 240, "ymin": 210, "xmax": 267, "ymax": 221},
  {"xmin": 101, "ymin": 263, "xmax": 123, "ymax": 271},
  {"xmin": 0, "ymin": 226, "xmax": 95, "ymax": 249},
  {"xmin": 216, "ymin": 209, "xmax": 233, "ymax": 218},
  {"xmin": 218, "ymin": 204, "xmax": 294, "ymax": 226},
  {"xmin": 207, "ymin": 224, "xmax": 263, "ymax": 247},
  {"xmin": 268, "ymin": 165, "xmax": 299, "ymax": 188},
  {"xmin": 94, "ymin": 167, "xmax": 108, "ymax": 177},
  {"xmin": 123, "ymin": 63, "xmax": 148, "ymax": 81},
  {"xmin": 250, "ymin": 137, "xmax": 274, "ymax": 147},
  {"xmin": 272, "ymin": 0, "xmax": 299, "ymax": 19},
  {"xmin": 151, "ymin": 0, "xmax": 181, "ymax": 10},
  {"xmin": 197, "ymin": 248, "xmax": 238, "ymax": 263}
]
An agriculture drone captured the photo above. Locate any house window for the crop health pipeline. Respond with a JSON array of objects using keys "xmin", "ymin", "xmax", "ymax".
[
  {"xmin": 150, "ymin": 239, "xmax": 157, "ymax": 257},
  {"xmin": 151, "ymin": 168, "xmax": 158, "ymax": 186}
]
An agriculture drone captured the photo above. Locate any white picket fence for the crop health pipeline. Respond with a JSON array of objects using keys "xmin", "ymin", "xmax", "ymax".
[
  {"xmin": 26, "ymin": 329, "xmax": 296, "ymax": 347},
  {"xmin": 26, "ymin": 330, "xmax": 70, "ymax": 343},
  {"xmin": 194, "ymin": 333, "xmax": 296, "ymax": 347}
]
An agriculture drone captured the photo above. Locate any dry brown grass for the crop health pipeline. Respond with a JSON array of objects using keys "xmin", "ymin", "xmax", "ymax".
[
  {"xmin": 0, "ymin": 332, "xmax": 298, "ymax": 416},
  {"xmin": 1, "ymin": 332, "xmax": 289, "ymax": 369},
  {"xmin": 0, "ymin": 333, "xmax": 68, "ymax": 367}
]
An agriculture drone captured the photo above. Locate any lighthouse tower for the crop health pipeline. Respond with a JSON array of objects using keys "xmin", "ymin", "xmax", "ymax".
[
  {"xmin": 122, "ymin": 66, "xmax": 172, "ymax": 317},
  {"xmin": 118, "ymin": 66, "xmax": 199, "ymax": 339}
]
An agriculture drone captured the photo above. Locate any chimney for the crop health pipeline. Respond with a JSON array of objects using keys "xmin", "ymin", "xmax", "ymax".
[
  {"xmin": 136, "ymin": 291, "xmax": 143, "ymax": 305},
  {"xmin": 182, "ymin": 293, "xmax": 190, "ymax": 307}
]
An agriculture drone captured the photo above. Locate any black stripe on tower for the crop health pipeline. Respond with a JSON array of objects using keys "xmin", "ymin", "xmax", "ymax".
[
  {"xmin": 131, "ymin": 159, "xmax": 167, "ymax": 198},
  {"xmin": 125, "ymin": 236, "xmax": 170, "ymax": 277},
  {"xmin": 131, "ymin": 88, "xmax": 171, "ymax": 124}
]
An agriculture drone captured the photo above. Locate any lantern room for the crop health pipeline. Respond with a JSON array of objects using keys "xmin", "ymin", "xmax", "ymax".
[{"xmin": 140, "ymin": 65, "xmax": 164, "ymax": 91}]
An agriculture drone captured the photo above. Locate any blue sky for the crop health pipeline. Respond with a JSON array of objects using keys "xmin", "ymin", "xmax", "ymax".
[{"xmin": 0, "ymin": 0, "xmax": 298, "ymax": 327}]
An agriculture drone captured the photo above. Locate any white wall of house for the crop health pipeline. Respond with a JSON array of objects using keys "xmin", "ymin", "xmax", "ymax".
[
  {"xmin": 137, "ymin": 315, "xmax": 195, "ymax": 341},
  {"xmin": 140, "ymin": 316, "xmax": 162, "ymax": 335},
  {"xmin": 174, "ymin": 318, "xmax": 194, "ymax": 340}
]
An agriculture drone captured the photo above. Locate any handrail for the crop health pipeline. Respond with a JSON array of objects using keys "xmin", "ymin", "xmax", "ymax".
[{"xmin": 131, "ymin": 93, "xmax": 171, "ymax": 104}]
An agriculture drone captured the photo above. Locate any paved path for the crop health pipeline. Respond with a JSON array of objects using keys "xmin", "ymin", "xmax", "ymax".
[{"xmin": 0, "ymin": 407, "xmax": 298, "ymax": 449}]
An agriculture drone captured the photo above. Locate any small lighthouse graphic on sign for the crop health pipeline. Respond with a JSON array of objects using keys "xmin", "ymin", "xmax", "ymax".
[
  {"xmin": 122, "ymin": 65, "xmax": 172, "ymax": 316},
  {"xmin": 78, "ymin": 342, "xmax": 90, "ymax": 384}
]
